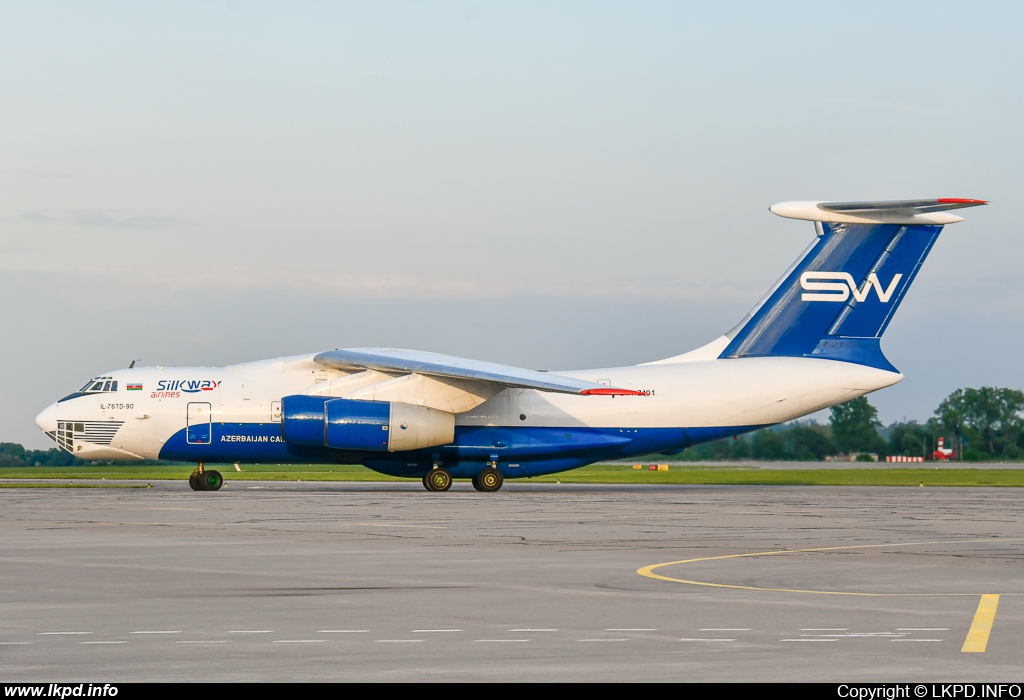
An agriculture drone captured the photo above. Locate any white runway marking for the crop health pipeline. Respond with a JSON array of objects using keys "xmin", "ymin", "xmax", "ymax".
[
  {"xmin": 679, "ymin": 638, "xmax": 735, "ymax": 642},
  {"xmin": 846, "ymin": 633, "xmax": 903, "ymax": 637},
  {"xmin": 228, "ymin": 630, "xmax": 273, "ymax": 634},
  {"xmin": 175, "ymin": 640, "xmax": 230, "ymax": 644},
  {"xmin": 508, "ymin": 628, "xmax": 556, "ymax": 632},
  {"xmin": 375, "ymin": 639, "xmax": 424, "ymax": 643},
  {"xmin": 0, "ymin": 642, "xmax": 33, "ymax": 645},
  {"xmin": 700, "ymin": 628, "xmax": 750, "ymax": 631},
  {"xmin": 801, "ymin": 628, "xmax": 847, "ymax": 631},
  {"xmin": 131, "ymin": 630, "xmax": 181, "ymax": 635},
  {"xmin": 273, "ymin": 639, "xmax": 326, "ymax": 643},
  {"xmin": 891, "ymin": 639, "xmax": 944, "ymax": 642},
  {"xmin": 319, "ymin": 629, "xmax": 369, "ymax": 633},
  {"xmin": 605, "ymin": 628, "xmax": 657, "ymax": 632},
  {"xmin": 476, "ymin": 639, "xmax": 531, "ymax": 643},
  {"xmin": 412, "ymin": 629, "xmax": 462, "ymax": 633},
  {"xmin": 897, "ymin": 628, "xmax": 949, "ymax": 631},
  {"xmin": 782, "ymin": 638, "xmax": 836, "ymax": 642},
  {"xmin": 39, "ymin": 631, "xmax": 92, "ymax": 635},
  {"xmin": 579, "ymin": 638, "xmax": 629, "ymax": 642},
  {"xmin": 80, "ymin": 641, "xmax": 127, "ymax": 645},
  {"xmin": 802, "ymin": 632, "xmax": 903, "ymax": 638}
]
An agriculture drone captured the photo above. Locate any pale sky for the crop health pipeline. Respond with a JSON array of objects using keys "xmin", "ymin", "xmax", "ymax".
[{"xmin": 2, "ymin": 1, "xmax": 1021, "ymax": 447}]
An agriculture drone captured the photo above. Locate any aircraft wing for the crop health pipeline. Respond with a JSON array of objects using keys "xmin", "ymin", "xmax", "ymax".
[{"xmin": 313, "ymin": 348, "xmax": 642, "ymax": 396}]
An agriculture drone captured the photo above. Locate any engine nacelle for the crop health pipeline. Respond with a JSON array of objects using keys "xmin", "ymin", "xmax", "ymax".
[{"xmin": 281, "ymin": 395, "xmax": 455, "ymax": 452}]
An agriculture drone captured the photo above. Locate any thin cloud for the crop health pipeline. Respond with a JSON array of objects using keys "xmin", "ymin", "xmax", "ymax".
[
  {"xmin": 3, "ymin": 261, "xmax": 766, "ymax": 302},
  {"xmin": 9, "ymin": 169, "xmax": 88, "ymax": 181},
  {"xmin": 23, "ymin": 209, "xmax": 193, "ymax": 230}
]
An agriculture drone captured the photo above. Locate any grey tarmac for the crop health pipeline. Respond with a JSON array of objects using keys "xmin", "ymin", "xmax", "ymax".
[{"xmin": 1, "ymin": 481, "xmax": 1022, "ymax": 682}]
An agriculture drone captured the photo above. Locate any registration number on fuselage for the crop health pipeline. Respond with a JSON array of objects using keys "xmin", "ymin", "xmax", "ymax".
[{"xmin": 99, "ymin": 403, "xmax": 134, "ymax": 410}]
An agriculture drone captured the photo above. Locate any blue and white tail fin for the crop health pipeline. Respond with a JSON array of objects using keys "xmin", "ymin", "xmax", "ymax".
[{"xmin": 717, "ymin": 198, "xmax": 987, "ymax": 372}]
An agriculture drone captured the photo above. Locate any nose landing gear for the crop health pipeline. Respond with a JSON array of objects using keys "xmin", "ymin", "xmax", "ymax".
[{"xmin": 188, "ymin": 463, "xmax": 223, "ymax": 492}]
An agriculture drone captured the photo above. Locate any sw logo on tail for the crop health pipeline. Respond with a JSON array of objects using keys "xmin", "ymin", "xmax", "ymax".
[{"xmin": 800, "ymin": 272, "xmax": 903, "ymax": 303}]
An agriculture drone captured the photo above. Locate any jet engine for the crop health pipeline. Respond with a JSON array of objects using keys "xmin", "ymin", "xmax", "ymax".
[{"xmin": 281, "ymin": 395, "xmax": 455, "ymax": 452}]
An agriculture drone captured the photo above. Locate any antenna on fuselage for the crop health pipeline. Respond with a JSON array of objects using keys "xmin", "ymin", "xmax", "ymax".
[{"xmin": 128, "ymin": 359, "xmax": 139, "ymax": 369}]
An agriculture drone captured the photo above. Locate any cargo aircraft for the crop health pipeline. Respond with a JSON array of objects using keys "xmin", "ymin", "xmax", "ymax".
[{"xmin": 35, "ymin": 198, "xmax": 986, "ymax": 492}]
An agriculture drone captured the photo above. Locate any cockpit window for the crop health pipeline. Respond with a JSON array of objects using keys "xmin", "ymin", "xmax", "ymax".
[
  {"xmin": 61, "ymin": 376, "xmax": 117, "ymax": 402},
  {"xmin": 82, "ymin": 377, "xmax": 116, "ymax": 394}
]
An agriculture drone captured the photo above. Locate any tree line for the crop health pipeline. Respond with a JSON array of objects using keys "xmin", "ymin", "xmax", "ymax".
[
  {"xmin": 0, "ymin": 442, "xmax": 85, "ymax": 467},
  {"xmin": 1, "ymin": 386, "xmax": 1021, "ymax": 466},
  {"xmin": 680, "ymin": 386, "xmax": 1024, "ymax": 462}
]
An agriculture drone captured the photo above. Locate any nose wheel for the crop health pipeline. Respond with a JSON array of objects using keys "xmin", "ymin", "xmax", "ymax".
[{"xmin": 189, "ymin": 464, "xmax": 223, "ymax": 492}]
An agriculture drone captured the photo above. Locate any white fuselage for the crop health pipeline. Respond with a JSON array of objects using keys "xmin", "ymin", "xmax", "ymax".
[{"xmin": 37, "ymin": 341, "xmax": 901, "ymax": 463}]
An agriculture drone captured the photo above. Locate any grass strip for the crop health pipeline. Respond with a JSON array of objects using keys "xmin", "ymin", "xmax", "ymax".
[
  {"xmin": 2, "ymin": 463, "xmax": 1024, "ymax": 486},
  {"xmin": 529, "ymin": 466, "xmax": 1024, "ymax": 487},
  {"xmin": 0, "ymin": 483, "xmax": 151, "ymax": 489},
  {"xmin": 0, "ymin": 464, "xmax": 402, "ymax": 481}
]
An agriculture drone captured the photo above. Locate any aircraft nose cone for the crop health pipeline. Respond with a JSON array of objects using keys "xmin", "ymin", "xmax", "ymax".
[{"xmin": 35, "ymin": 403, "xmax": 58, "ymax": 434}]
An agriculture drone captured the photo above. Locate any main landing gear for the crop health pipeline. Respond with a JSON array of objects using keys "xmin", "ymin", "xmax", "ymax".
[
  {"xmin": 422, "ymin": 467, "xmax": 452, "ymax": 492},
  {"xmin": 421, "ymin": 464, "xmax": 505, "ymax": 493},
  {"xmin": 188, "ymin": 463, "xmax": 223, "ymax": 492},
  {"xmin": 472, "ymin": 467, "xmax": 503, "ymax": 492}
]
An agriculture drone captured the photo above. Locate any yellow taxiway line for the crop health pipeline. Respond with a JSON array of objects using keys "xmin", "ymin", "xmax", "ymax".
[
  {"xmin": 637, "ymin": 539, "xmax": 1020, "ymax": 653},
  {"xmin": 961, "ymin": 595, "xmax": 999, "ymax": 653}
]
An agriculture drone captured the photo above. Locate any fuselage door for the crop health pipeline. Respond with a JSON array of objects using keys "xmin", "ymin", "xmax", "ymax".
[
  {"xmin": 186, "ymin": 402, "xmax": 212, "ymax": 445},
  {"xmin": 271, "ymin": 400, "xmax": 282, "ymax": 422}
]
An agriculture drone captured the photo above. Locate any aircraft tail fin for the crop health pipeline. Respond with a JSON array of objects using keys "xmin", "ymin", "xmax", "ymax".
[{"xmin": 719, "ymin": 198, "xmax": 986, "ymax": 372}]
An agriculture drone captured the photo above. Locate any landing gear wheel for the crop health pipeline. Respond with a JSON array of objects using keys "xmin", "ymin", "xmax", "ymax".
[
  {"xmin": 472, "ymin": 467, "xmax": 503, "ymax": 492},
  {"xmin": 426, "ymin": 468, "xmax": 452, "ymax": 492},
  {"xmin": 200, "ymin": 470, "xmax": 223, "ymax": 491},
  {"xmin": 422, "ymin": 474, "xmax": 435, "ymax": 492},
  {"xmin": 188, "ymin": 473, "xmax": 202, "ymax": 491}
]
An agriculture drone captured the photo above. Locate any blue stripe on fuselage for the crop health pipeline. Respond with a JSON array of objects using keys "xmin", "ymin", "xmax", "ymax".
[{"xmin": 158, "ymin": 422, "xmax": 764, "ymax": 478}]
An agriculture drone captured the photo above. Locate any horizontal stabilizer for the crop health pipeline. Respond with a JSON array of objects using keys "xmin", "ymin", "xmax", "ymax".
[
  {"xmin": 770, "ymin": 198, "xmax": 987, "ymax": 225},
  {"xmin": 314, "ymin": 348, "xmax": 643, "ymax": 396},
  {"xmin": 721, "ymin": 196, "xmax": 986, "ymax": 371}
]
